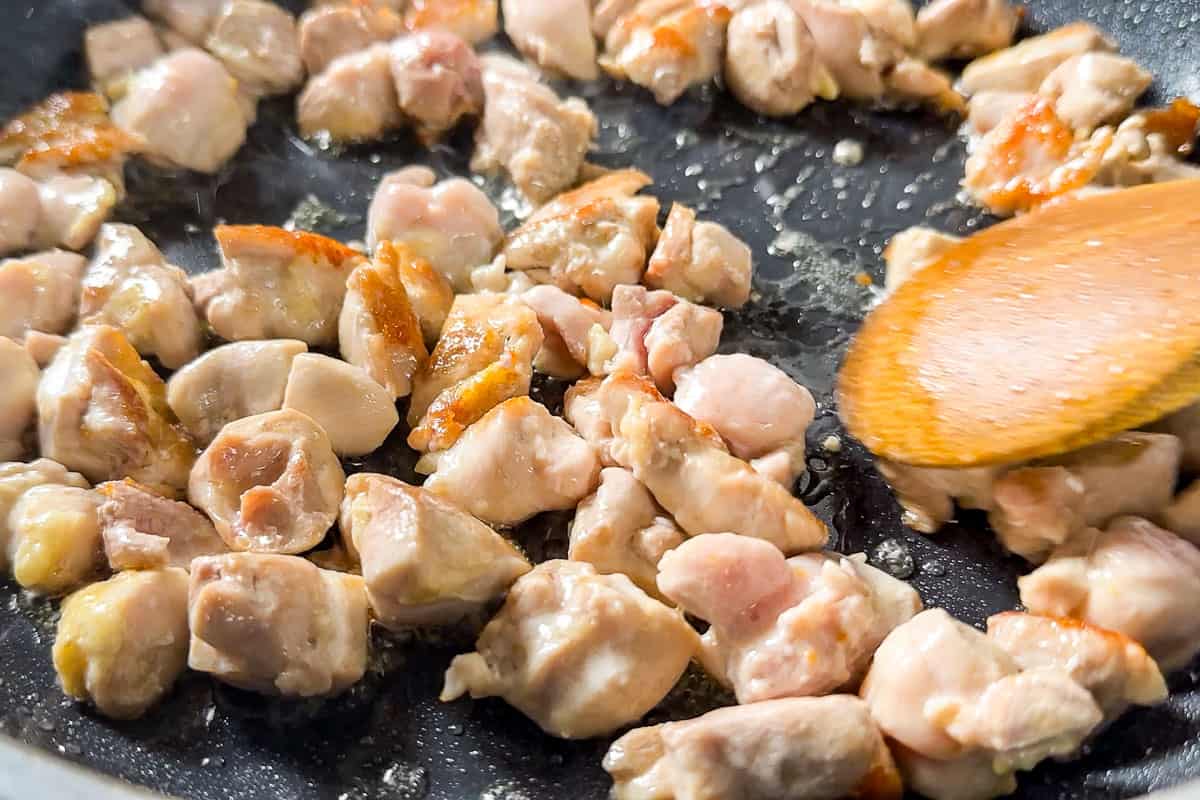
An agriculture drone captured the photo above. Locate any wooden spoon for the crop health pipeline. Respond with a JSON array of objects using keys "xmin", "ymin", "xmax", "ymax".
[{"xmin": 838, "ymin": 179, "xmax": 1200, "ymax": 468}]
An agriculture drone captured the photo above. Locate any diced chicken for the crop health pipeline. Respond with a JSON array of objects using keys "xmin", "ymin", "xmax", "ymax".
[
  {"xmin": 206, "ymin": 0, "xmax": 305, "ymax": 98},
  {"xmin": 407, "ymin": 294, "xmax": 543, "ymax": 454},
  {"xmin": 966, "ymin": 89, "xmax": 1036, "ymax": 136},
  {"xmin": 1019, "ymin": 517, "xmax": 1200, "ymax": 671},
  {"xmin": 84, "ymin": 16, "xmax": 165, "ymax": 99},
  {"xmin": 366, "ymin": 166, "xmax": 502, "ymax": 292},
  {"xmin": 403, "ymin": 0, "xmax": 498, "ymax": 44},
  {"xmin": 112, "ymin": 49, "xmax": 247, "ymax": 173},
  {"xmin": 564, "ymin": 376, "xmax": 620, "ymax": 465},
  {"xmin": 883, "ymin": 58, "xmax": 967, "ymax": 115},
  {"xmin": 598, "ymin": 372, "xmax": 827, "ymax": 552},
  {"xmin": 281, "ymin": 354, "xmax": 399, "ymax": 457},
  {"xmin": 606, "ymin": 285, "xmax": 723, "ymax": 393},
  {"xmin": 1161, "ymin": 480, "xmax": 1200, "ymax": 546},
  {"xmin": 724, "ymin": 0, "xmax": 837, "ymax": 117},
  {"xmin": 472, "ymin": 54, "xmax": 597, "ymax": 203},
  {"xmin": 390, "ymin": 31, "xmax": 484, "ymax": 142},
  {"xmin": 1038, "ymin": 53, "xmax": 1151, "ymax": 133},
  {"xmin": 1093, "ymin": 100, "xmax": 1200, "ymax": 186},
  {"xmin": 297, "ymin": 44, "xmax": 402, "ymax": 142},
  {"xmin": 592, "ymin": 0, "xmax": 640, "ymax": 37},
  {"xmin": 37, "ymin": 325, "xmax": 195, "ymax": 492},
  {"xmin": 521, "ymin": 285, "xmax": 612, "ymax": 379},
  {"xmin": 659, "ymin": 534, "xmax": 921, "ymax": 702},
  {"xmin": 297, "ymin": 2, "xmax": 402, "ymax": 75},
  {"xmin": 340, "ymin": 474, "xmax": 531, "ymax": 627},
  {"xmin": 960, "ymin": 22, "xmax": 1116, "ymax": 95},
  {"xmin": 33, "ymin": 174, "xmax": 118, "ymax": 251},
  {"xmin": 441, "ymin": 559, "xmax": 696, "ymax": 738},
  {"xmin": 143, "ymin": 0, "xmax": 225, "ymax": 43},
  {"xmin": 644, "ymin": 203, "xmax": 752, "ymax": 308},
  {"xmin": 503, "ymin": 0, "xmax": 598, "ymax": 81},
  {"xmin": 987, "ymin": 467, "xmax": 1086, "ymax": 562},
  {"xmin": 7, "ymin": 484, "xmax": 102, "ymax": 596},
  {"xmin": 876, "ymin": 460, "xmax": 1000, "ymax": 534},
  {"xmin": 790, "ymin": 0, "xmax": 900, "ymax": 101},
  {"xmin": 0, "ymin": 338, "xmax": 39, "ymax": 461},
  {"xmin": 188, "ymin": 553, "xmax": 369, "ymax": 696},
  {"xmin": 97, "ymin": 479, "xmax": 226, "ymax": 572},
  {"xmin": 0, "ymin": 249, "xmax": 86, "ymax": 340},
  {"xmin": 604, "ymin": 696, "xmax": 902, "ymax": 800},
  {"xmin": 0, "ymin": 168, "xmax": 41, "ymax": 254},
  {"xmin": 914, "ymin": 0, "xmax": 1020, "ymax": 62},
  {"xmin": 24, "ymin": 332, "xmax": 66, "ymax": 368},
  {"xmin": 424, "ymin": 397, "xmax": 601, "ymax": 526},
  {"xmin": 199, "ymin": 225, "xmax": 365, "ymax": 346},
  {"xmin": 882, "ymin": 226, "xmax": 960, "ymax": 293},
  {"xmin": 189, "ymin": 409, "xmax": 344, "ymax": 554},
  {"xmin": 0, "ymin": 459, "xmax": 89, "ymax": 572}
]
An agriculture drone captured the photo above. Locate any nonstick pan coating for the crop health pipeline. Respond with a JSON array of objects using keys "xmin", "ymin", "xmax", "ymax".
[{"xmin": 1, "ymin": 1, "xmax": 1199, "ymax": 798}]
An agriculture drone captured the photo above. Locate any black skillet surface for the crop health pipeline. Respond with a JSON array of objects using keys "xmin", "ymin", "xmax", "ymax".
[{"xmin": 2, "ymin": 1, "xmax": 1200, "ymax": 798}]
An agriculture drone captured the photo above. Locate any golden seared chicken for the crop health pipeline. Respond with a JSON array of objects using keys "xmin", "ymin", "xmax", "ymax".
[
  {"xmin": 84, "ymin": 16, "xmax": 164, "ymax": 99},
  {"xmin": 189, "ymin": 409, "xmax": 344, "ymax": 554},
  {"xmin": 143, "ymin": 0, "xmax": 225, "ymax": 43},
  {"xmin": 674, "ymin": 354, "xmax": 816, "ymax": 486},
  {"xmin": 0, "ymin": 338, "xmax": 39, "ymax": 461},
  {"xmin": 604, "ymin": 696, "xmax": 903, "ymax": 800},
  {"xmin": 198, "ymin": 225, "xmax": 365, "ymax": 346},
  {"xmin": 53, "ymin": 568, "xmax": 190, "ymax": 719},
  {"xmin": 0, "ymin": 169, "xmax": 42, "ymax": 254},
  {"xmin": 281, "ymin": 354, "xmax": 399, "ymax": 456},
  {"xmin": 1020, "ymin": 517, "xmax": 1200, "ymax": 671},
  {"xmin": 1038, "ymin": 53, "xmax": 1151, "ymax": 132},
  {"xmin": 914, "ymin": 0, "xmax": 1020, "ymax": 61},
  {"xmin": 188, "ymin": 553, "xmax": 369, "ymax": 697},
  {"xmin": 875, "ymin": 462, "xmax": 1001, "ymax": 534},
  {"xmin": 376, "ymin": 241, "xmax": 452, "ymax": 348},
  {"xmin": 366, "ymin": 166, "xmax": 502, "ymax": 292},
  {"xmin": 390, "ymin": 31, "xmax": 484, "ymax": 142},
  {"xmin": 402, "ymin": 0, "xmax": 499, "ymax": 45},
  {"xmin": 644, "ymin": 203, "xmax": 752, "ymax": 308},
  {"xmin": 569, "ymin": 467, "xmax": 683, "ymax": 600},
  {"xmin": 297, "ymin": 44, "xmax": 402, "ymax": 142},
  {"xmin": 0, "ymin": 459, "xmax": 89, "ymax": 571},
  {"xmin": 340, "ymin": 474, "xmax": 531, "ymax": 628},
  {"xmin": 606, "ymin": 285, "xmax": 723, "ymax": 393},
  {"xmin": 424, "ymin": 397, "xmax": 601, "ymax": 526},
  {"xmin": 37, "ymin": 325, "xmax": 195, "ymax": 492},
  {"xmin": 166, "ymin": 339, "xmax": 307, "ymax": 446},
  {"xmin": 298, "ymin": 2, "xmax": 402, "ymax": 75},
  {"xmin": 7, "ymin": 485, "xmax": 102, "ymax": 596},
  {"xmin": 79, "ymin": 223, "xmax": 203, "ymax": 369},
  {"xmin": 472, "ymin": 54, "xmax": 597, "ymax": 203},
  {"xmin": 658, "ymin": 534, "xmax": 921, "ymax": 702},
  {"xmin": 959, "ymin": 22, "xmax": 1115, "ymax": 95},
  {"xmin": 598, "ymin": 372, "xmax": 827, "ymax": 552},
  {"xmin": 0, "ymin": 249, "xmax": 86, "ymax": 340},
  {"xmin": 521, "ymin": 285, "xmax": 612, "ymax": 379},
  {"xmin": 407, "ymin": 294, "xmax": 543, "ymax": 454},
  {"xmin": 503, "ymin": 0, "xmax": 598, "ymax": 80},
  {"xmin": 881, "ymin": 226, "xmax": 960, "ymax": 293},
  {"xmin": 205, "ymin": 0, "xmax": 304, "ymax": 98},
  {"xmin": 96, "ymin": 479, "xmax": 226, "ymax": 572},
  {"xmin": 441, "ymin": 560, "xmax": 696, "ymax": 739}
]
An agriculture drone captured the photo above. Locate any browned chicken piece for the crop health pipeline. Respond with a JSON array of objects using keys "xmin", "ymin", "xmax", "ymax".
[
  {"xmin": 391, "ymin": 31, "xmax": 485, "ymax": 142},
  {"xmin": 297, "ymin": 43, "xmax": 401, "ymax": 142},
  {"xmin": 37, "ymin": 325, "xmax": 195, "ymax": 493},
  {"xmin": 644, "ymin": 203, "xmax": 752, "ymax": 308},
  {"xmin": 0, "ymin": 459, "xmax": 89, "ymax": 572},
  {"xmin": 1038, "ymin": 53, "xmax": 1151, "ymax": 132},
  {"xmin": 875, "ymin": 461, "xmax": 1001, "ymax": 533},
  {"xmin": 403, "ymin": 0, "xmax": 499, "ymax": 45},
  {"xmin": 24, "ymin": 332, "xmax": 66, "ymax": 368},
  {"xmin": 189, "ymin": 409, "xmax": 345, "ymax": 554},
  {"xmin": 281, "ymin": 354, "xmax": 399, "ymax": 456},
  {"xmin": 472, "ymin": 54, "xmax": 597, "ymax": 203},
  {"xmin": 503, "ymin": 0, "xmax": 598, "ymax": 81},
  {"xmin": 441, "ymin": 559, "xmax": 696, "ymax": 739},
  {"xmin": 206, "ymin": 0, "xmax": 305, "ymax": 98},
  {"xmin": 366, "ymin": 166, "xmax": 502, "ymax": 292},
  {"xmin": 604, "ymin": 695, "xmax": 903, "ymax": 800},
  {"xmin": 79, "ymin": 223, "xmax": 202, "ymax": 369},
  {"xmin": 53, "ymin": 568, "xmax": 190, "ymax": 719},
  {"xmin": 143, "ymin": 0, "xmax": 225, "ymax": 43},
  {"xmin": 521, "ymin": 285, "xmax": 612, "ymax": 379},
  {"xmin": 606, "ymin": 285, "xmax": 723, "ymax": 393},
  {"xmin": 0, "ymin": 249, "xmax": 86, "ymax": 340},
  {"xmin": 188, "ymin": 553, "xmax": 369, "ymax": 697},
  {"xmin": 424, "ymin": 397, "xmax": 601, "ymax": 526},
  {"xmin": 959, "ymin": 22, "xmax": 1115, "ymax": 95},
  {"xmin": 97, "ymin": 479, "xmax": 226, "ymax": 571},
  {"xmin": 112, "ymin": 49, "xmax": 247, "ymax": 174},
  {"xmin": 966, "ymin": 89, "xmax": 1036, "ymax": 136},
  {"xmin": 407, "ymin": 294, "xmax": 543, "ymax": 454},
  {"xmin": 503, "ymin": 170, "xmax": 659, "ymax": 305},
  {"xmin": 199, "ymin": 225, "xmax": 365, "ymax": 346},
  {"xmin": 882, "ymin": 226, "xmax": 961, "ymax": 293},
  {"xmin": 340, "ymin": 474, "xmax": 531, "ymax": 627},
  {"xmin": 166, "ymin": 339, "xmax": 307, "ymax": 447},
  {"xmin": 1094, "ymin": 99, "xmax": 1200, "ymax": 186},
  {"xmin": 7, "ymin": 484, "xmax": 103, "ymax": 596},
  {"xmin": 1020, "ymin": 517, "xmax": 1200, "ymax": 671},
  {"xmin": 84, "ymin": 16, "xmax": 165, "ymax": 99},
  {"xmin": 791, "ymin": 0, "xmax": 902, "ymax": 101},
  {"xmin": 914, "ymin": 0, "xmax": 1020, "ymax": 62},
  {"xmin": 0, "ymin": 338, "xmax": 39, "ymax": 461},
  {"xmin": 297, "ymin": 2, "xmax": 402, "ymax": 75},
  {"xmin": 0, "ymin": 168, "xmax": 40, "ymax": 254}
]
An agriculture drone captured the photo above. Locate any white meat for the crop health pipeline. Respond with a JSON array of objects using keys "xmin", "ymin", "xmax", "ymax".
[
  {"xmin": 390, "ymin": 31, "xmax": 484, "ymax": 142},
  {"xmin": 296, "ymin": 44, "xmax": 402, "ymax": 142},
  {"xmin": 281, "ymin": 353, "xmax": 399, "ymax": 457},
  {"xmin": 644, "ymin": 203, "xmax": 752, "ymax": 308},
  {"xmin": 503, "ymin": 0, "xmax": 598, "ymax": 81},
  {"xmin": 205, "ymin": 0, "xmax": 305, "ymax": 98}
]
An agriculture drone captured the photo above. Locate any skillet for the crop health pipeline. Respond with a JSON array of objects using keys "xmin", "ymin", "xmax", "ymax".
[{"xmin": 1, "ymin": 1, "xmax": 1199, "ymax": 798}]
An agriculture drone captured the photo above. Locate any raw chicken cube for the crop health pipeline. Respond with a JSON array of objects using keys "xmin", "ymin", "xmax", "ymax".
[
  {"xmin": 1039, "ymin": 53, "xmax": 1152, "ymax": 133},
  {"xmin": 987, "ymin": 466, "xmax": 1086, "ymax": 562},
  {"xmin": 206, "ymin": 0, "xmax": 305, "ymax": 98},
  {"xmin": 644, "ymin": 203, "xmax": 752, "ymax": 308},
  {"xmin": 84, "ymin": 16, "xmax": 164, "ymax": 99},
  {"xmin": 298, "ymin": 2, "xmax": 402, "ymax": 75},
  {"xmin": 606, "ymin": 285, "xmax": 723, "ymax": 393},
  {"xmin": 0, "ymin": 249, "xmax": 86, "ymax": 340},
  {"xmin": 959, "ymin": 22, "xmax": 1115, "ymax": 95},
  {"xmin": 143, "ymin": 0, "xmax": 225, "ymax": 44},
  {"xmin": 281, "ymin": 354, "xmax": 399, "ymax": 457},
  {"xmin": 297, "ymin": 44, "xmax": 402, "ymax": 142},
  {"xmin": 914, "ymin": 0, "xmax": 1020, "ymax": 62},
  {"xmin": 97, "ymin": 479, "xmax": 226, "ymax": 572},
  {"xmin": 402, "ymin": 0, "xmax": 499, "ymax": 45},
  {"xmin": 0, "ymin": 168, "xmax": 41, "ymax": 254},
  {"xmin": 390, "ymin": 31, "xmax": 484, "ymax": 142},
  {"xmin": 0, "ymin": 337, "xmax": 39, "ymax": 461},
  {"xmin": 24, "ymin": 331, "xmax": 66, "ymax": 368},
  {"xmin": 502, "ymin": 0, "xmax": 598, "ymax": 81},
  {"xmin": 521, "ymin": 285, "xmax": 612, "ymax": 379},
  {"xmin": 7, "ymin": 485, "xmax": 102, "ymax": 596},
  {"xmin": 0, "ymin": 91, "xmax": 111, "ymax": 165},
  {"xmin": 0, "ymin": 459, "xmax": 89, "ymax": 572},
  {"xmin": 882, "ymin": 226, "xmax": 960, "ymax": 292}
]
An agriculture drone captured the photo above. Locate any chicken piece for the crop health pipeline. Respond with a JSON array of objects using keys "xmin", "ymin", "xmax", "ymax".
[
  {"xmin": 407, "ymin": 294, "xmax": 543, "ymax": 454},
  {"xmin": 7, "ymin": 485, "xmax": 102, "ymax": 596},
  {"xmin": 1044, "ymin": 432, "xmax": 1182, "ymax": 526},
  {"xmin": 599, "ymin": 372, "xmax": 828, "ymax": 552},
  {"xmin": 53, "ymin": 568, "xmax": 189, "ymax": 719},
  {"xmin": 37, "ymin": 325, "xmax": 195, "ymax": 492},
  {"xmin": 390, "ymin": 31, "xmax": 484, "ymax": 142},
  {"xmin": 84, "ymin": 16, "xmax": 165, "ymax": 99},
  {"xmin": 986, "ymin": 467, "xmax": 1086, "ymax": 562},
  {"xmin": 1160, "ymin": 480, "xmax": 1200, "ymax": 546},
  {"xmin": 569, "ymin": 467, "xmax": 683, "ymax": 600},
  {"xmin": 366, "ymin": 166, "xmax": 502, "ymax": 292},
  {"xmin": 424, "ymin": 397, "xmax": 601, "ymax": 526},
  {"xmin": 592, "ymin": 0, "xmax": 640, "ymax": 37},
  {"xmin": 790, "ymin": 0, "xmax": 900, "ymax": 101},
  {"xmin": 0, "ymin": 459, "xmax": 89, "ymax": 571},
  {"xmin": 188, "ymin": 553, "xmax": 368, "ymax": 696},
  {"xmin": 876, "ymin": 461, "xmax": 1000, "ymax": 534},
  {"xmin": 604, "ymin": 695, "xmax": 902, "ymax": 800},
  {"xmin": 883, "ymin": 58, "xmax": 967, "ymax": 115},
  {"xmin": 644, "ymin": 203, "xmax": 752, "ymax": 308},
  {"xmin": 502, "ymin": 170, "xmax": 659, "ymax": 305},
  {"xmin": 32, "ymin": 174, "xmax": 118, "ymax": 252},
  {"xmin": 24, "ymin": 332, "xmax": 66, "ymax": 368},
  {"xmin": 402, "ymin": 0, "xmax": 498, "ymax": 44},
  {"xmin": 111, "ymin": 49, "xmax": 247, "ymax": 173},
  {"xmin": 606, "ymin": 285, "xmax": 723, "ymax": 393},
  {"xmin": 97, "ymin": 479, "xmax": 226, "ymax": 572},
  {"xmin": 503, "ymin": 0, "xmax": 598, "ymax": 81},
  {"xmin": 600, "ymin": 0, "xmax": 732, "ymax": 105},
  {"xmin": 987, "ymin": 612, "xmax": 1168, "ymax": 722},
  {"xmin": 297, "ymin": 2, "xmax": 402, "ymax": 75},
  {"xmin": 1019, "ymin": 517, "xmax": 1200, "ymax": 671},
  {"xmin": 1151, "ymin": 398, "xmax": 1200, "ymax": 472},
  {"xmin": 960, "ymin": 21, "xmax": 1115, "ymax": 95},
  {"xmin": 914, "ymin": 0, "xmax": 1020, "ymax": 62},
  {"xmin": 143, "ymin": 0, "xmax": 224, "ymax": 43},
  {"xmin": 441, "ymin": 559, "xmax": 696, "ymax": 738},
  {"xmin": 200, "ymin": 225, "xmax": 365, "ymax": 346},
  {"xmin": 0, "ymin": 168, "xmax": 40, "ymax": 254},
  {"xmin": 882, "ymin": 226, "xmax": 960, "ymax": 293},
  {"xmin": 206, "ymin": 0, "xmax": 304, "ymax": 98},
  {"xmin": 281, "ymin": 354, "xmax": 399, "ymax": 457},
  {"xmin": 189, "ymin": 409, "xmax": 344, "ymax": 554},
  {"xmin": 0, "ymin": 249, "xmax": 86, "ymax": 340},
  {"xmin": 0, "ymin": 338, "xmax": 39, "ymax": 461},
  {"xmin": 1094, "ymin": 100, "xmax": 1200, "ymax": 186},
  {"xmin": 297, "ymin": 44, "xmax": 401, "ymax": 142},
  {"xmin": 966, "ymin": 89, "xmax": 1036, "ymax": 136},
  {"xmin": 521, "ymin": 285, "xmax": 613, "ymax": 379},
  {"xmin": 658, "ymin": 534, "xmax": 921, "ymax": 702},
  {"xmin": 472, "ymin": 54, "xmax": 597, "ymax": 203},
  {"xmin": 1039, "ymin": 53, "xmax": 1151, "ymax": 133},
  {"xmin": 78, "ymin": 224, "xmax": 202, "ymax": 369},
  {"xmin": 340, "ymin": 474, "xmax": 531, "ymax": 627}
]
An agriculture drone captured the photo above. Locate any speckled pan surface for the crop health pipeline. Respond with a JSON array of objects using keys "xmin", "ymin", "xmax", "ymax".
[{"xmin": 1, "ymin": 1, "xmax": 1199, "ymax": 798}]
